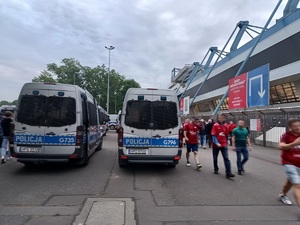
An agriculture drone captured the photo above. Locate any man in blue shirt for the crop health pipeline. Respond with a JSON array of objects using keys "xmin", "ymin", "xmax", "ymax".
[{"xmin": 232, "ymin": 119, "xmax": 252, "ymax": 175}]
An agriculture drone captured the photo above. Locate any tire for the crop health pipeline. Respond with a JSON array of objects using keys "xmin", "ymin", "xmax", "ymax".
[
  {"xmin": 23, "ymin": 162, "xmax": 35, "ymax": 167},
  {"xmin": 96, "ymin": 139, "xmax": 103, "ymax": 151},
  {"xmin": 76, "ymin": 150, "xmax": 89, "ymax": 167},
  {"xmin": 109, "ymin": 125, "xmax": 115, "ymax": 130},
  {"xmin": 118, "ymin": 152, "xmax": 128, "ymax": 168},
  {"xmin": 167, "ymin": 163, "xmax": 177, "ymax": 168}
]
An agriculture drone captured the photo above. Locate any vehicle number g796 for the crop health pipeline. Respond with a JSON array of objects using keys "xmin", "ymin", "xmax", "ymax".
[
  {"xmin": 59, "ymin": 137, "xmax": 75, "ymax": 143},
  {"xmin": 163, "ymin": 140, "xmax": 177, "ymax": 145}
]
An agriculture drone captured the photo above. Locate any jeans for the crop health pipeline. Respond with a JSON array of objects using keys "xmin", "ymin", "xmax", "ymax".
[
  {"xmin": 200, "ymin": 135, "xmax": 206, "ymax": 146},
  {"xmin": 236, "ymin": 146, "xmax": 249, "ymax": 172},
  {"xmin": 1, "ymin": 136, "xmax": 10, "ymax": 158},
  {"xmin": 207, "ymin": 135, "xmax": 212, "ymax": 148},
  {"xmin": 213, "ymin": 146, "xmax": 232, "ymax": 174}
]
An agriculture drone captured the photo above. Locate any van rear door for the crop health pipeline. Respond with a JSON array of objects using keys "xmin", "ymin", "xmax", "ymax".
[
  {"xmin": 14, "ymin": 89, "xmax": 49, "ymax": 154},
  {"xmin": 149, "ymin": 94, "xmax": 180, "ymax": 156},
  {"xmin": 43, "ymin": 89, "xmax": 77, "ymax": 155},
  {"xmin": 123, "ymin": 94, "xmax": 152, "ymax": 155}
]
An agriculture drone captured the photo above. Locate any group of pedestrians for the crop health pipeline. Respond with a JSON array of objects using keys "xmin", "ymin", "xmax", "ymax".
[
  {"xmin": 0, "ymin": 111, "xmax": 13, "ymax": 163},
  {"xmin": 183, "ymin": 114, "xmax": 252, "ymax": 179}
]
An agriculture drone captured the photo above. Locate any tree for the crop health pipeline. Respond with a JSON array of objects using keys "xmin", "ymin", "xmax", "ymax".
[
  {"xmin": 32, "ymin": 58, "xmax": 141, "ymax": 113},
  {"xmin": 0, "ymin": 100, "xmax": 18, "ymax": 106},
  {"xmin": 32, "ymin": 71, "xmax": 56, "ymax": 83}
]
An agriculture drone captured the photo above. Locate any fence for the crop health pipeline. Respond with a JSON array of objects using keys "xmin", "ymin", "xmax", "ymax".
[{"xmin": 221, "ymin": 106, "xmax": 300, "ymax": 147}]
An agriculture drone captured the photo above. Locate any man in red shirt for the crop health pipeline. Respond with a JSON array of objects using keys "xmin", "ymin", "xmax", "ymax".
[
  {"xmin": 211, "ymin": 115, "xmax": 235, "ymax": 179},
  {"xmin": 227, "ymin": 121, "xmax": 236, "ymax": 146},
  {"xmin": 184, "ymin": 117, "xmax": 201, "ymax": 169},
  {"xmin": 279, "ymin": 119, "xmax": 300, "ymax": 211}
]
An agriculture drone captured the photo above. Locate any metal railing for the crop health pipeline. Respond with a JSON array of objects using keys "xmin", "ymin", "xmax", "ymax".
[{"xmin": 221, "ymin": 106, "xmax": 300, "ymax": 147}]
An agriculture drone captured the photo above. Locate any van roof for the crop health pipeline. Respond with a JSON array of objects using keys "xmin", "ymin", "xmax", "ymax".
[
  {"xmin": 21, "ymin": 82, "xmax": 92, "ymax": 97},
  {"xmin": 125, "ymin": 88, "xmax": 176, "ymax": 96}
]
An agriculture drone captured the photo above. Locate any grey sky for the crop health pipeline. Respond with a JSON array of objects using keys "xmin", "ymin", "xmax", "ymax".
[{"xmin": 0, "ymin": 0, "xmax": 288, "ymax": 101}]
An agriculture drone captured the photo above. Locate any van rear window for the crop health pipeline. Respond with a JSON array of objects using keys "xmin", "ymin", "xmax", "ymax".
[
  {"xmin": 125, "ymin": 100, "xmax": 178, "ymax": 130},
  {"xmin": 17, "ymin": 95, "xmax": 76, "ymax": 127}
]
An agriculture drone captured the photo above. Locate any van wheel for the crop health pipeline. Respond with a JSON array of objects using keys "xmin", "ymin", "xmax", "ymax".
[
  {"xmin": 109, "ymin": 125, "xmax": 115, "ymax": 130},
  {"xmin": 96, "ymin": 139, "xmax": 103, "ymax": 151},
  {"xmin": 77, "ymin": 150, "xmax": 89, "ymax": 167},
  {"xmin": 118, "ymin": 153, "xmax": 128, "ymax": 168},
  {"xmin": 167, "ymin": 163, "xmax": 177, "ymax": 168},
  {"xmin": 119, "ymin": 161, "xmax": 128, "ymax": 168},
  {"xmin": 23, "ymin": 162, "xmax": 35, "ymax": 167}
]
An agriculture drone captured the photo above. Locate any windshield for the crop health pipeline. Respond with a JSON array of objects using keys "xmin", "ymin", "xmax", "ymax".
[
  {"xmin": 17, "ymin": 95, "xmax": 76, "ymax": 127},
  {"xmin": 125, "ymin": 100, "xmax": 178, "ymax": 130}
]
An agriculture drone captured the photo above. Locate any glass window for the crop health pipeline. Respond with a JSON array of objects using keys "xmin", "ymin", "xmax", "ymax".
[
  {"xmin": 46, "ymin": 97, "xmax": 76, "ymax": 127},
  {"xmin": 198, "ymin": 102, "xmax": 211, "ymax": 112},
  {"xmin": 125, "ymin": 100, "xmax": 151, "ymax": 129},
  {"xmin": 152, "ymin": 101, "xmax": 178, "ymax": 129},
  {"xmin": 125, "ymin": 100, "xmax": 178, "ymax": 130},
  {"xmin": 212, "ymin": 98, "xmax": 228, "ymax": 110},
  {"xmin": 270, "ymin": 82, "xmax": 300, "ymax": 104},
  {"xmin": 88, "ymin": 102, "xmax": 97, "ymax": 126},
  {"xmin": 17, "ymin": 95, "xmax": 46, "ymax": 126},
  {"xmin": 17, "ymin": 95, "xmax": 76, "ymax": 127}
]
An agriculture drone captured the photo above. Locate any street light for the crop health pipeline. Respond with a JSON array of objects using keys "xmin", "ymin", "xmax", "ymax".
[
  {"xmin": 105, "ymin": 45, "xmax": 115, "ymax": 113},
  {"xmin": 114, "ymin": 91, "xmax": 117, "ymax": 114}
]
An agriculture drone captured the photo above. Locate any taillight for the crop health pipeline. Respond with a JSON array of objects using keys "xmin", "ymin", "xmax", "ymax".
[
  {"xmin": 76, "ymin": 126, "xmax": 84, "ymax": 146},
  {"xmin": 178, "ymin": 128, "xmax": 183, "ymax": 148},
  {"xmin": 9, "ymin": 123, "xmax": 15, "ymax": 144},
  {"xmin": 174, "ymin": 155, "xmax": 181, "ymax": 161},
  {"xmin": 121, "ymin": 155, "xmax": 127, "ymax": 159},
  {"xmin": 118, "ymin": 127, "xmax": 124, "ymax": 147},
  {"xmin": 69, "ymin": 154, "xmax": 78, "ymax": 159}
]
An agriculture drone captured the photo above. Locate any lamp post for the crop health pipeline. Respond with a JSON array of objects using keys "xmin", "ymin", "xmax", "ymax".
[
  {"xmin": 114, "ymin": 91, "xmax": 117, "ymax": 114},
  {"xmin": 105, "ymin": 45, "xmax": 115, "ymax": 113}
]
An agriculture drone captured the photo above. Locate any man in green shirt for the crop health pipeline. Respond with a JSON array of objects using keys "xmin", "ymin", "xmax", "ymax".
[{"xmin": 232, "ymin": 119, "xmax": 252, "ymax": 175}]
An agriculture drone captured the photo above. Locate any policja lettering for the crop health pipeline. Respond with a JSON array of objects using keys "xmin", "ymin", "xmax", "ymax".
[
  {"xmin": 125, "ymin": 138, "xmax": 150, "ymax": 145},
  {"xmin": 15, "ymin": 135, "xmax": 43, "ymax": 143}
]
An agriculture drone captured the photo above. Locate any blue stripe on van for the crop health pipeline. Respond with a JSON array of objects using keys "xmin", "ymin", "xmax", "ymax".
[
  {"xmin": 123, "ymin": 137, "xmax": 179, "ymax": 147},
  {"xmin": 14, "ymin": 134, "xmax": 76, "ymax": 145}
]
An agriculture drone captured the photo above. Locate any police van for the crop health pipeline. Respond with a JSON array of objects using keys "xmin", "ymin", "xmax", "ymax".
[
  {"xmin": 117, "ymin": 88, "xmax": 183, "ymax": 167},
  {"xmin": 11, "ymin": 82, "xmax": 103, "ymax": 166}
]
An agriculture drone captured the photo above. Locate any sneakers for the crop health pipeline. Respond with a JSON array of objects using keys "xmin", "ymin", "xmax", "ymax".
[
  {"xmin": 1, "ymin": 157, "xmax": 6, "ymax": 164},
  {"xmin": 203, "ymin": 146, "xmax": 206, "ymax": 149},
  {"xmin": 238, "ymin": 171, "xmax": 242, "ymax": 175},
  {"xmin": 241, "ymin": 167, "xmax": 245, "ymax": 173},
  {"xmin": 186, "ymin": 161, "xmax": 191, "ymax": 167},
  {"xmin": 279, "ymin": 193, "xmax": 292, "ymax": 205},
  {"xmin": 196, "ymin": 163, "xmax": 202, "ymax": 169},
  {"xmin": 214, "ymin": 170, "xmax": 219, "ymax": 174},
  {"xmin": 226, "ymin": 173, "xmax": 235, "ymax": 179}
]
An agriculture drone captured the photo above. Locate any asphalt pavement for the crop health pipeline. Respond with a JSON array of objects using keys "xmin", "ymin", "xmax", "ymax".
[{"xmin": 0, "ymin": 131, "xmax": 299, "ymax": 225}]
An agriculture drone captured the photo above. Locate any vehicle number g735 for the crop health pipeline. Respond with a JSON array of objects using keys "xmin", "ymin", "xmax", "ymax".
[{"xmin": 59, "ymin": 137, "xmax": 75, "ymax": 143}]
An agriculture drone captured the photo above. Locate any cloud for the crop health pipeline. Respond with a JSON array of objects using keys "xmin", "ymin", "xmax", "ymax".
[{"xmin": 0, "ymin": 0, "xmax": 289, "ymax": 101}]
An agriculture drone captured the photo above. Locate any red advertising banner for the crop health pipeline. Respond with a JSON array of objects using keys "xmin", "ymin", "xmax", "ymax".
[
  {"xmin": 179, "ymin": 98, "xmax": 184, "ymax": 115},
  {"xmin": 228, "ymin": 73, "xmax": 247, "ymax": 109},
  {"xmin": 257, "ymin": 119, "xmax": 261, "ymax": 132}
]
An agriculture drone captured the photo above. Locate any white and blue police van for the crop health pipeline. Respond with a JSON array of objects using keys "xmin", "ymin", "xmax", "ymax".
[
  {"xmin": 117, "ymin": 88, "xmax": 183, "ymax": 167},
  {"xmin": 11, "ymin": 82, "xmax": 103, "ymax": 167}
]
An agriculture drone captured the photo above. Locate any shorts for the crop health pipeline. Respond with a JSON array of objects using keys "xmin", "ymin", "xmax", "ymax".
[
  {"xmin": 186, "ymin": 143, "xmax": 199, "ymax": 153},
  {"xmin": 284, "ymin": 164, "xmax": 300, "ymax": 184}
]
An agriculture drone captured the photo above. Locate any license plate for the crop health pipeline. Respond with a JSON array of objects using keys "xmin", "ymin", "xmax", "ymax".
[
  {"xmin": 128, "ymin": 149, "xmax": 147, "ymax": 154},
  {"xmin": 19, "ymin": 147, "xmax": 41, "ymax": 153}
]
